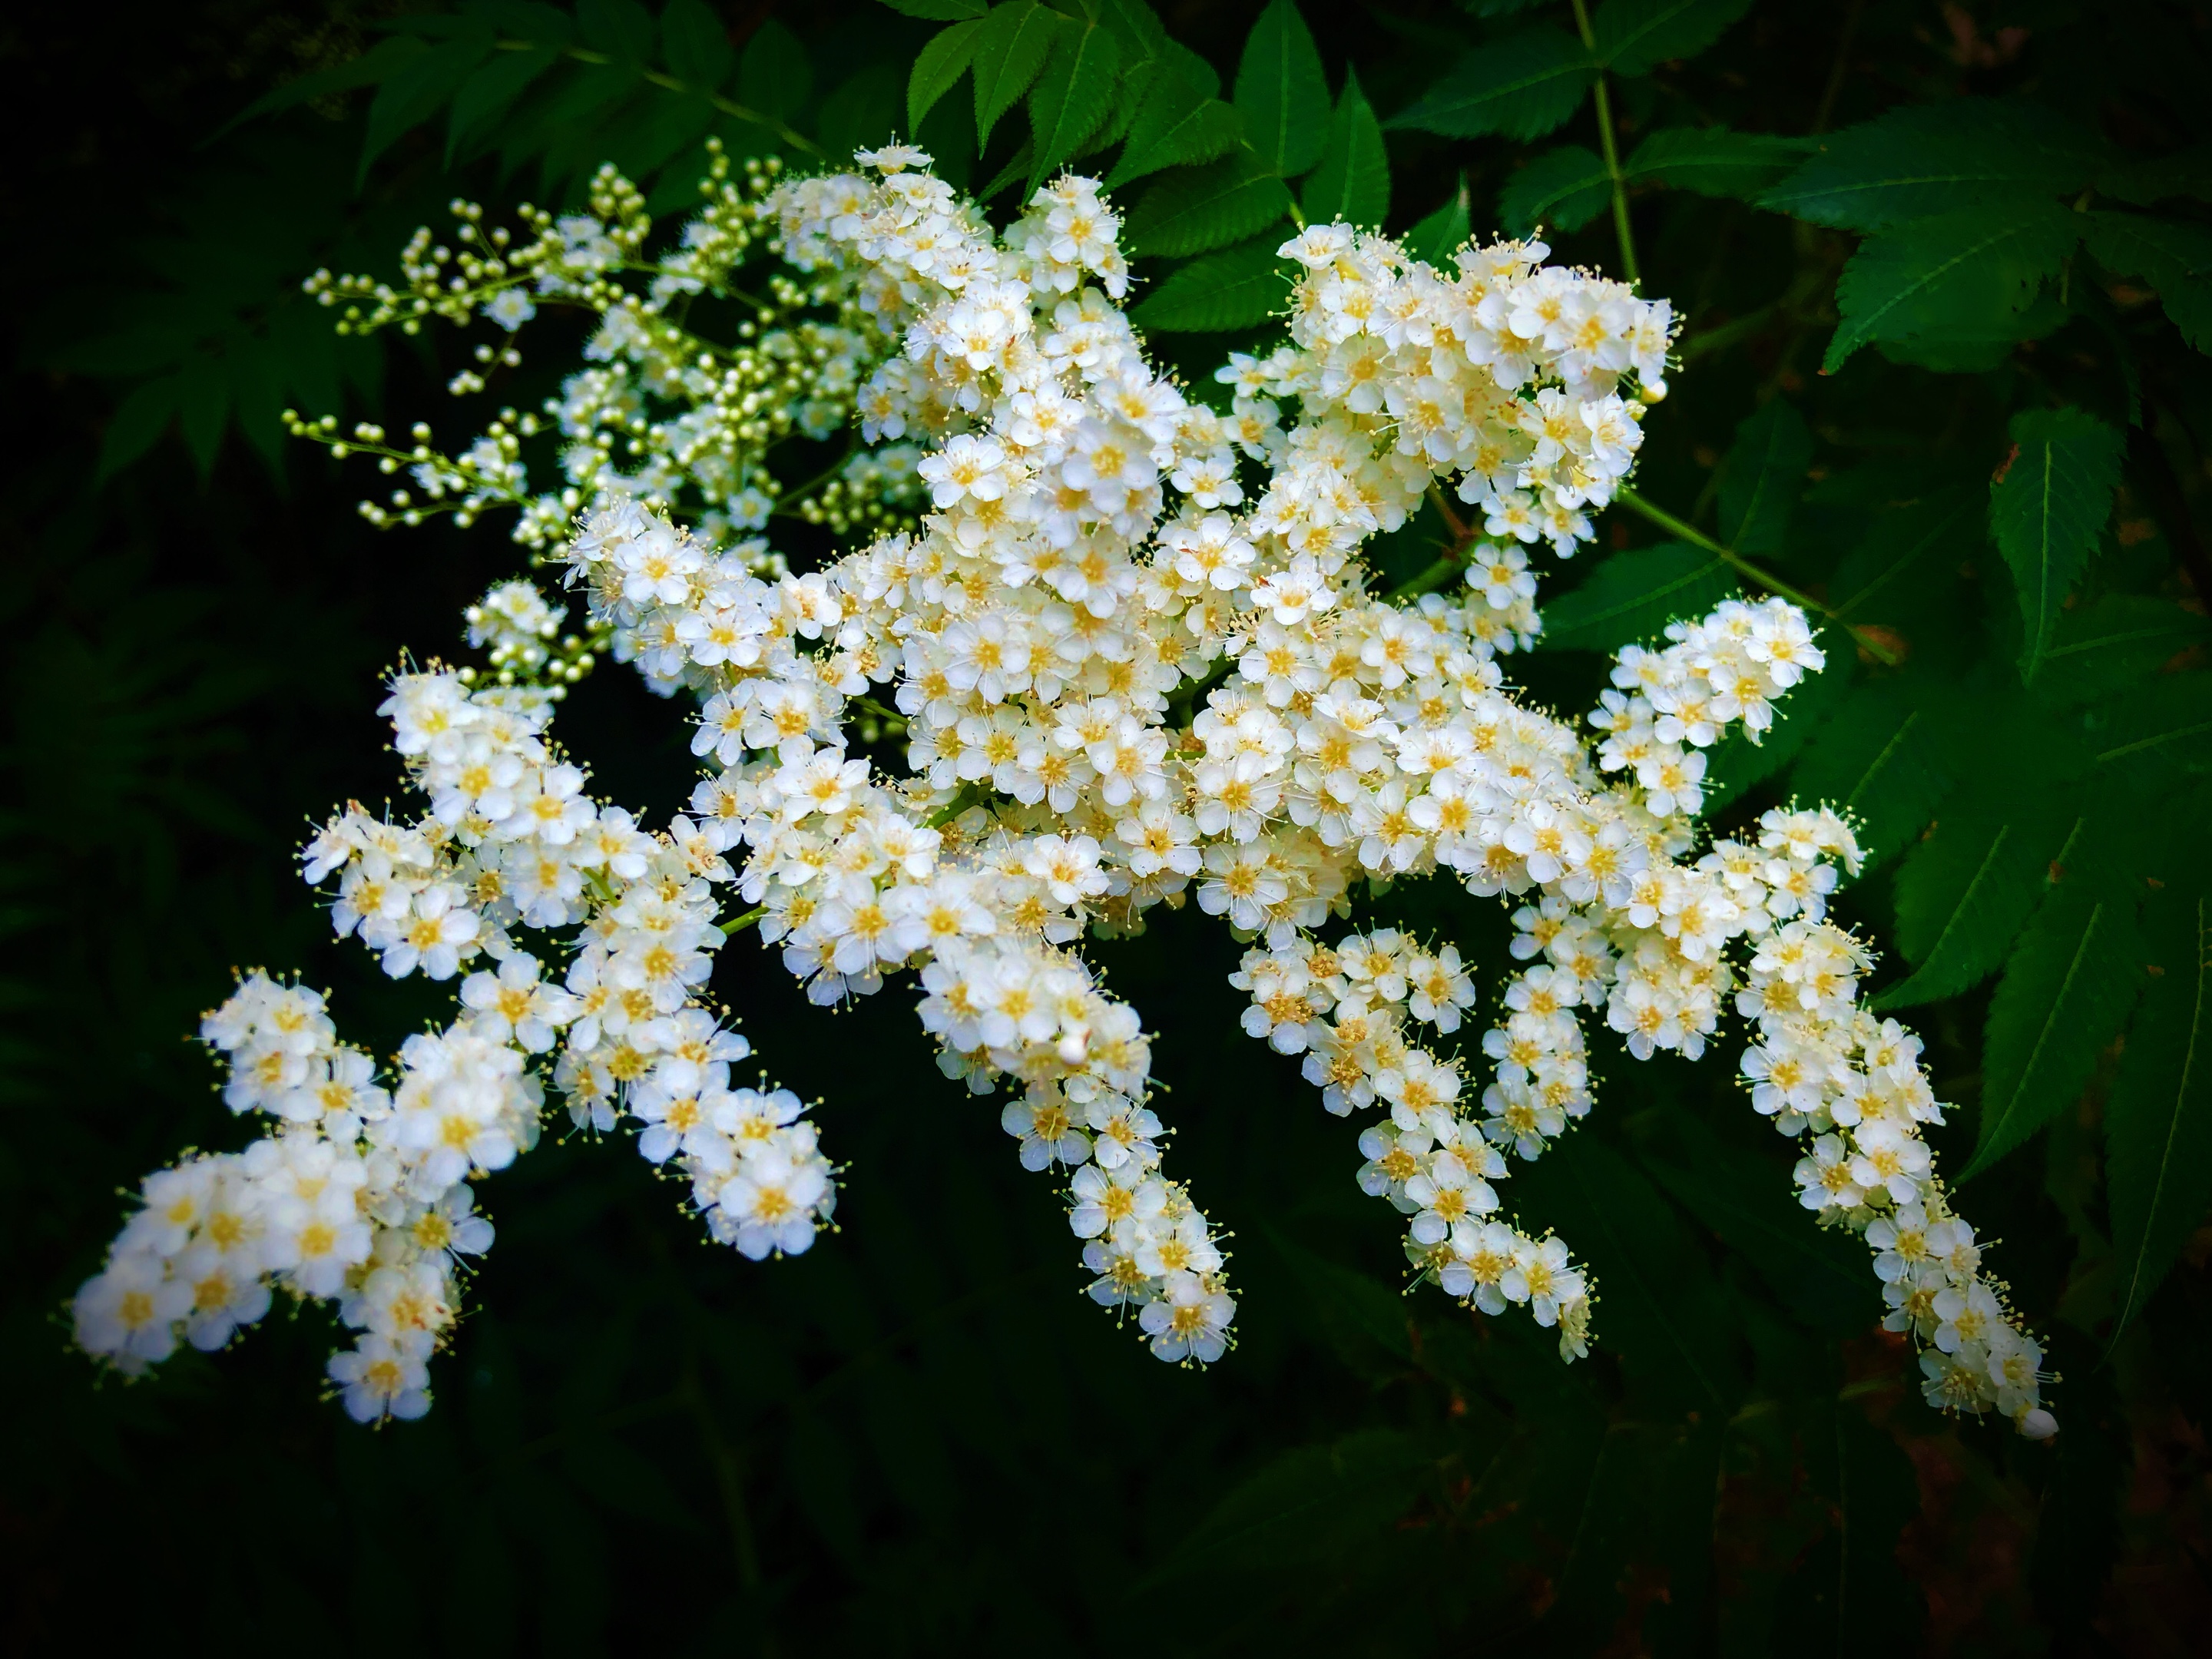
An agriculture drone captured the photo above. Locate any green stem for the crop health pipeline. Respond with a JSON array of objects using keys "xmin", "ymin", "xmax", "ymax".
[
  {"xmin": 720, "ymin": 906, "xmax": 766, "ymax": 937},
  {"xmin": 926, "ymin": 781, "xmax": 992, "ymax": 829},
  {"xmin": 1385, "ymin": 557, "xmax": 1464, "ymax": 603},
  {"xmin": 1568, "ymin": 0, "xmax": 1639, "ymax": 286},
  {"xmin": 498, "ymin": 38, "xmax": 826, "ymax": 159},
  {"xmin": 1614, "ymin": 485, "xmax": 1902, "ymax": 664}
]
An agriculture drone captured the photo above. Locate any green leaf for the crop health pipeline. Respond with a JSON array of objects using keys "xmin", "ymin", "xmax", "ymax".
[
  {"xmin": 96, "ymin": 376, "xmax": 181, "ymax": 480},
  {"xmin": 1498, "ymin": 144, "xmax": 1611, "ymax": 237},
  {"xmin": 577, "ymin": 0, "xmax": 657, "ymax": 63},
  {"xmin": 876, "ymin": 0, "xmax": 987, "ymax": 18},
  {"xmin": 1968, "ymin": 861, "xmax": 2146, "ymax": 1178},
  {"xmin": 661, "ymin": 0, "xmax": 734, "ymax": 88},
  {"xmin": 1536, "ymin": 544, "xmax": 1737, "ymax": 651},
  {"xmin": 1386, "ymin": 27, "xmax": 1594, "ymax": 144},
  {"xmin": 1761, "ymin": 99, "xmax": 2110, "ymax": 232},
  {"xmin": 1591, "ymin": 0, "xmax": 1751, "ymax": 77},
  {"xmin": 1821, "ymin": 200, "xmax": 2081, "ymax": 374},
  {"xmin": 1989, "ymin": 406, "xmax": 2125, "ymax": 683},
  {"xmin": 1403, "ymin": 177, "xmax": 1471, "ymax": 268},
  {"xmin": 972, "ymin": 0, "xmax": 1064, "ymax": 147},
  {"xmin": 1637, "ymin": 1120, "xmax": 1869, "ymax": 1336},
  {"xmin": 1107, "ymin": 74, "xmax": 1240, "ymax": 186},
  {"xmin": 1130, "ymin": 237, "xmax": 1295, "ymax": 332},
  {"xmin": 1879, "ymin": 796, "xmax": 2078, "ymax": 1008},
  {"xmin": 1126, "ymin": 154, "xmax": 1294, "ymax": 257},
  {"xmin": 739, "ymin": 18, "xmax": 812, "ymax": 123},
  {"xmin": 2037, "ymin": 594, "xmax": 2212, "ymax": 710},
  {"xmin": 1026, "ymin": 17, "xmax": 1120, "ymax": 181},
  {"xmin": 2091, "ymin": 674, "xmax": 2212, "ymax": 778},
  {"xmin": 2107, "ymin": 887, "xmax": 2212, "ymax": 1336},
  {"xmin": 1300, "ymin": 67, "xmax": 1389, "ymax": 227},
  {"xmin": 223, "ymin": 34, "xmax": 432, "ymax": 133},
  {"xmin": 1624, "ymin": 125, "xmax": 1813, "ymax": 199},
  {"xmin": 359, "ymin": 35, "xmax": 495, "ymax": 184},
  {"xmin": 1718, "ymin": 399, "xmax": 1810, "ymax": 558},
  {"xmin": 2084, "ymin": 211, "xmax": 2212, "ymax": 354},
  {"xmin": 909, "ymin": 21, "xmax": 983, "ymax": 135},
  {"xmin": 1790, "ymin": 681, "xmax": 1957, "ymax": 865},
  {"xmin": 2101, "ymin": 141, "xmax": 2212, "ymax": 207},
  {"xmin": 445, "ymin": 45, "xmax": 564, "ymax": 164},
  {"xmin": 177, "ymin": 354, "xmax": 231, "ymax": 479},
  {"xmin": 1697, "ymin": 629, "xmax": 1854, "ymax": 814},
  {"xmin": 1233, "ymin": 0, "xmax": 1330, "ymax": 178},
  {"xmin": 1150, "ymin": 1429, "xmax": 1432, "ymax": 1581},
  {"xmin": 1828, "ymin": 488, "xmax": 1981, "ymax": 624}
]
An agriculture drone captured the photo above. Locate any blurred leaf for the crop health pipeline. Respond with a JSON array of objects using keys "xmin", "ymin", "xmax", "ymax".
[
  {"xmin": 661, "ymin": 0, "xmax": 734, "ymax": 88},
  {"xmin": 2108, "ymin": 884, "xmax": 2212, "ymax": 1336},
  {"xmin": 1822, "ymin": 200, "xmax": 2081, "ymax": 374},
  {"xmin": 1498, "ymin": 144, "xmax": 1611, "ymax": 237},
  {"xmin": 1129, "ymin": 237, "xmax": 1294, "ymax": 331},
  {"xmin": 1762, "ymin": 99, "xmax": 2110, "ymax": 231},
  {"xmin": 1300, "ymin": 67, "xmax": 1389, "ymax": 227},
  {"xmin": 739, "ymin": 18, "xmax": 812, "ymax": 123},
  {"xmin": 1126, "ymin": 154, "xmax": 1292, "ymax": 257},
  {"xmin": 1790, "ymin": 680, "xmax": 1957, "ymax": 864},
  {"xmin": 1538, "ymin": 543, "xmax": 1737, "ymax": 651},
  {"xmin": 1719, "ymin": 398, "xmax": 1811, "ymax": 558},
  {"xmin": 1151, "ymin": 1429, "xmax": 1433, "ymax": 1580},
  {"xmin": 1233, "ymin": 0, "xmax": 1330, "ymax": 178},
  {"xmin": 876, "ymin": 0, "xmax": 987, "ymax": 18},
  {"xmin": 1387, "ymin": 26, "xmax": 1594, "ymax": 143},
  {"xmin": 1591, "ymin": 0, "xmax": 1751, "ymax": 77},
  {"xmin": 1989, "ymin": 406, "xmax": 2125, "ymax": 683}
]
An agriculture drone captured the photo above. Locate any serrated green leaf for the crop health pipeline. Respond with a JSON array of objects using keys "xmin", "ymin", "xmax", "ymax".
[
  {"xmin": 661, "ymin": 0, "xmax": 733, "ymax": 87},
  {"xmin": 2108, "ymin": 887, "xmax": 2212, "ymax": 1336},
  {"xmin": 1027, "ymin": 19, "xmax": 1121, "ymax": 184},
  {"xmin": 1107, "ymin": 73, "xmax": 1240, "ymax": 186},
  {"xmin": 916, "ymin": 19, "xmax": 986, "ymax": 134},
  {"xmin": 1233, "ymin": 0, "xmax": 1330, "ymax": 178},
  {"xmin": 1822, "ymin": 200, "xmax": 2081, "ymax": 374},
  {"xmin": 1386, "ymin": 27, "xmax": 1594, "ymax": 143},
  {"xmin": 1624, "ymin": 124, "xmax": 1813, "ymax": 198},
  {"xmin": 1968, "ymin": 865, "xmax": 2145, "ymax": 1177},
  {"xmin": 1498, "ymin": 144, "xmax": 1611, "ymax": 237},
  {"xmin": 2091, "ymin": 674, "xmax": 2212, "ymax": 777},
  {"xmin": 2084, "ymin": 211, "xmax": 2212, "ymax": 354},
  {"xmin": 1126, "ymin": 155, "xmax": 1293, "ymax": 257},
  {"xmin": 1990, "ymin": 406, "xmax": 2124, "ymax": 683},
  {"xmin": 739, "ymin": 18, "xmax": 811, "ymax": 123},
  {"xmin": 1536, "ymin": 544, "xmax": 1737, "ymax": 652},
  {"xmin": 972, "ymin": 0, "xmax": 1064, "ymax": 148},
  {"xmin": 1790, "ymin": 681, "xmax": 1956, "ymax": 865},
  {"xmin": 2038, "ymin": 595, "xmax": 2212, "ymax": 710},
  {"xmin": 1300, "ymin": 67, "xmax": 1389, "ymax": 227},
  {"xmin": 1719, "ymin": 398, "xmax": 1810, "ymax": 558},
  {"xmin": 1591, "ymin": 0, "xmax": 1751, "ymax": 77},
  {"xmin": 876, "ymin": 0, "xmax": 987, "ymax": 18},
  {"xmin": 1762, "ymin": 100, "xmax": 2109, "ymax": 231},
  {"xmin": 1404, "ymin": 177, "xmax": 1472, "ymax": 268},
  {"xmin": 1130, "ymin": 238, "xmax": 1295, "ymax": 332},
  {"xmin": 1879, "ymin": 798, "xmax": 2077, "ymax": 1008}
]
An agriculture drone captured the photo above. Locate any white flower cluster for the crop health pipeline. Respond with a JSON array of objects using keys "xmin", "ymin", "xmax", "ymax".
[
  {"xmin": 114, "ymin": 143, "xmax": 2050, "ymax": 1436},
  {"xmin": 75, "ymin": 594, "xmax": 833, "ymax": 1419}
]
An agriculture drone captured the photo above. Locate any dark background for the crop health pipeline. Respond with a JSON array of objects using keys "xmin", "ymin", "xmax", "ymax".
[{"xmin": 5, "ymin": 2, "xmax": 2210, "ymax": 1652}]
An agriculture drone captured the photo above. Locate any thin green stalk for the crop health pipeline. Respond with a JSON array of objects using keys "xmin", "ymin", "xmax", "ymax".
[
  {"xmin": 1568, "ymin": 0, "xmax": 1639, "ymax": 286},
  {"xmin": 1614, "ymin": 485, "xmax": 1902, "ymax": 664},
  {"xmin": 720, "ymin": 906, "xmax": 766, "ymax": 937}
]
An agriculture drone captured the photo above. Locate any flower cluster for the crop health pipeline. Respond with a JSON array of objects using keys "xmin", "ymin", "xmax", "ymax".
[
  {"xmin": 75, "ymin": 597, "xmax": 833, "ymax": 1418},
  {"xmin": 90, "ymin": 142, "xmax": 2051, "ymax": 1437}
]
